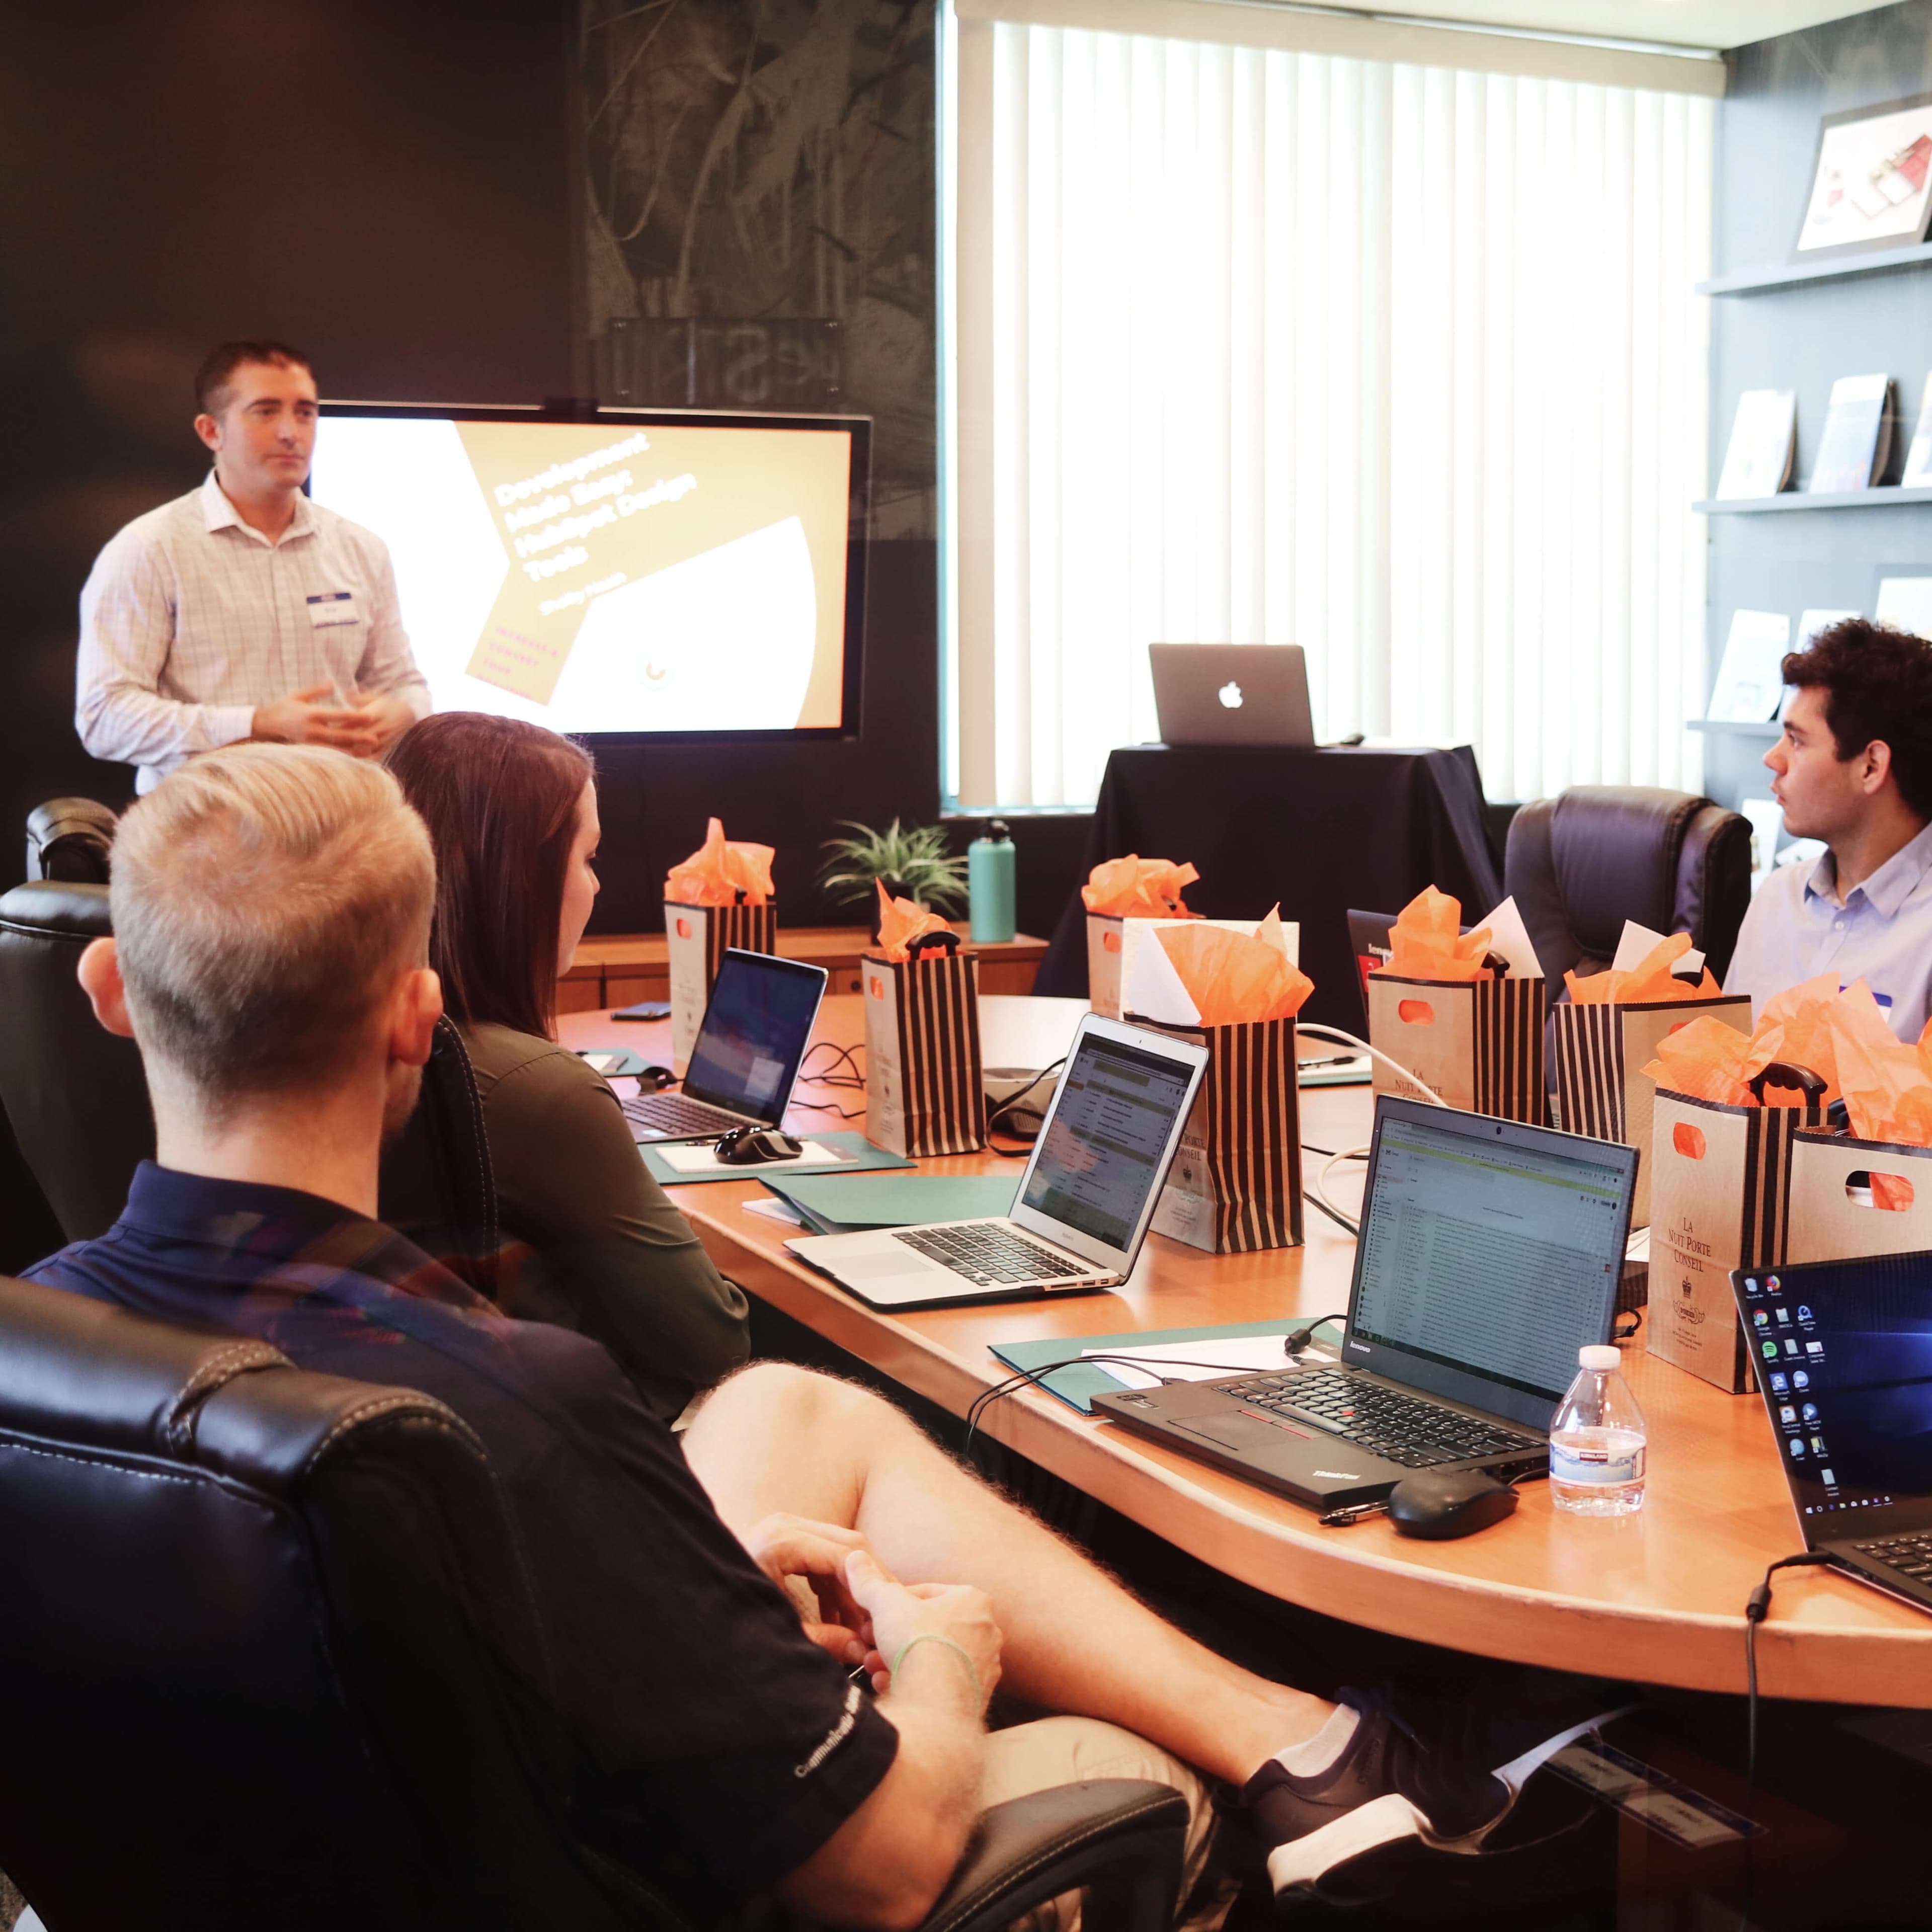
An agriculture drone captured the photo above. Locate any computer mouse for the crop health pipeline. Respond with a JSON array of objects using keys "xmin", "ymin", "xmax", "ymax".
[
  {"xmin": 715, "ymin": 1128, "xmax": 806, "ymax": 1166},
  {"xmin": 1386, "ymin": 1469, "xmax": 1519, "ymax": 1541}
]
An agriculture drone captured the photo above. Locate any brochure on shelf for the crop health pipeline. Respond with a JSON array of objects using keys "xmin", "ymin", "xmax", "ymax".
[
  {"xmin": 1876, "ymin": 577, "xmax": 1932, "ymax": 636},
  {"xmin": 1707, "ymin": 610, "xmax": 1792, "ymax": 721},
  {"xmin": 1807, "ymin": 372, "xmax": 1894, "ymax": 493},
  {"xmin": 1903, "ymin": 372, "xmax": 1932, "ymax": 486},
  {"xmin": 1714, "ymin": 389, "xmax": 1796, "ymax": 500}
]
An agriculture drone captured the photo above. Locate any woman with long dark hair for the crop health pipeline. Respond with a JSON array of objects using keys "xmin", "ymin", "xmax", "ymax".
[{"xmin": 387, "ymin": 712, "xmax": 747, "ymax": 1417}]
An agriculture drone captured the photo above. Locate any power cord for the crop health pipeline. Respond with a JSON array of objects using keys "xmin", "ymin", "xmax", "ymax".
[
  {"xmin": 791, "ymin": 1040, "xmax": 868, "ymax": 1118},
  {"xmin": 1295, "ymin": 1023, "xmax": 1446, "ymax": 1107},
  {"xmin": 963, "ymin": 1319, "xmax": 1348, "ymax": 1455},
  {"xmin": 1738, "ymin": 1551, "xmax": 1833, "ymax": 1930},
  {"xmin": 986, "ymin": 1057, "xmax": 1068, "ymax": 1157},
  {"xmin": 1308, "ymin": 1147, "xmax": 1373, "ymax": 1235}
]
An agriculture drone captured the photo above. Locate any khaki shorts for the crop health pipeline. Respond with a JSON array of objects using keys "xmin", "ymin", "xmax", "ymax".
[{"xmin": 981, "ymin": 1716, "xmax": 1232, "ymax": 1932}]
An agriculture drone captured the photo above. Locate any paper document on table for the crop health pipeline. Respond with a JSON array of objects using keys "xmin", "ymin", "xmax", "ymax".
[
  {"xmin": 657, "ymin": 1139, "xmax": 850, "ymax": 1174},
  {"xmin": 1081, "ymin": 1334, "xmax": 1336, "ymax": 1392}
]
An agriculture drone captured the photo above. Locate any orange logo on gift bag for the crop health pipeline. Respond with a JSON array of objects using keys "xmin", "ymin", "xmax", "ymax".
[
  {"xmin": 676, "ymin": 918, "xmax": 691, "ymax": 940},
  {"xmin": 869, "ymin": 977, "xmax": 884, "ymax": 998},
  {"xmin": 1672, "ymin": 1122, "xmax": 1707, "ymax": 1159},
  {"xmin": 1397, "ymin": 1000, "xmax": 1435, "ymax": 1025},
  {"xmin": 1103, "ymin": 930, "xmax": 1122, "ymax": 953}
]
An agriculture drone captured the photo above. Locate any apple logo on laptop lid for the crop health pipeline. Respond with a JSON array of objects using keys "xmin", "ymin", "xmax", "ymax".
[{"xmin": 1218, "ymin": 681, "xmax": 1243, "ymax": 709}]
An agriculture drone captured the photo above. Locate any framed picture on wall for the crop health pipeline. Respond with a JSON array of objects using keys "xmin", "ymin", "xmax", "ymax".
[{"xmin": 1795, "ymin": 93, "xmax": 1932, "ymax": 261}]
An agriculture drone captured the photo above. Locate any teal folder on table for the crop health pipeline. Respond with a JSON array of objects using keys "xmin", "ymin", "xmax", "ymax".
[
  {"xmin": 641, "ymin": 1131, "xmax": 914, "ymax": 1188},
  {"xmin": 989, "ymin": 1319, "xmax": 1347, "ymax": 1416},
  {"xmin": 760, "ymin": 1172, "xmax": 1019, "ymax": 1235}
]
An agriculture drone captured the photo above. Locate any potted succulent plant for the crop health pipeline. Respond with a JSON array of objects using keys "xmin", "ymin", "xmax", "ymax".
[{"xmin": 818, "ymin": 819, "xmax": 969, "ymax": 940}]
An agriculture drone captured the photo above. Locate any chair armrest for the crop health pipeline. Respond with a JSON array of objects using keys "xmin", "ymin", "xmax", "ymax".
[{"xmin": 918, "ymin": 1779, "xmax": 1189, "ymax": 1932}]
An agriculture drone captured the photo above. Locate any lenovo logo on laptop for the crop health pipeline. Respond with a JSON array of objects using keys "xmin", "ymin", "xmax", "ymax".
[
  {"xmin": 1347, "ymin": 1340, "xmax": 1370, "ymax": 1353},
  {"xmin": 1314, "ymin": 1470, "xmax": 1362, "ymax": 1480}
]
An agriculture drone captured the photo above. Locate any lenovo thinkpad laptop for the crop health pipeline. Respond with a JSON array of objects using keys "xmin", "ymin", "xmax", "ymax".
[
  {"xmin": 1732, "ymin": 1253, "xmax": 1932, "ymax": 1617},
  {"xmin": 1094, "ymin": 1096, "xmax": 1639, "ymax": 1511},
  {"xmin": 786, "ymin": 1016, "xmax": 1208, "ymax": 1310},
  {"xmin": 1149, "ymin": 645, "xmax": 1315, "ymax": 748},
  {"xmin": 621, "ymin": 949, "xmax": 828, "ymax": 1144}
]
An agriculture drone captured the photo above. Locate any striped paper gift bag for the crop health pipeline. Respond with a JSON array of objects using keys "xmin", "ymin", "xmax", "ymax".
[
  {"xmin": 862, "ymin": 936, "xmax": 989, "ymax": 1157},
  {"xmin": 1147, "ymin": 1017, "xmax": 1304, "ymax": 1254},
  {"xmin": 665, "ymin": 898, "xmax": 779, "ymax": 1074},
  {"xmin": 1365, "ymin": 974, "xmax": 1547, "ymax": 1123},
  {"xmin": 1552, "ymin": 994, "xmax": 1751, "ymax": 1228},
  {"xmin": 1648, "ymin": 1070, "xmax": 1824, "ymax": 1393}
]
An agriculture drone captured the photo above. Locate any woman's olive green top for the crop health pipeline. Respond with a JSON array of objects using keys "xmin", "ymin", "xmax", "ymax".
[{"xmin": 462, "ymin": 1022, "xmax": 749, "ymax": 1419}]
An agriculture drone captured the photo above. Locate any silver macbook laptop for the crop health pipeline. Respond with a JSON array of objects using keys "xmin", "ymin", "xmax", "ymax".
[
  {"xmin": 1149, "ymin": 644, "xmax": 1315, "ymax": 748},
  {"xmin": 621, "ymin": 949, "xmax": 828, "ymax": 1144},
  {"xmin": 787, "ymin": 1016, "xmax": 1209, "ymax": 1309}
]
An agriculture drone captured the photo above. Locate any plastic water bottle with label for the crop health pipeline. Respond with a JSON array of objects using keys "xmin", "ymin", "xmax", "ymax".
[{"xmin": 1549, "ymin": 1344, "xmax": 1647, "ymax": 1516}]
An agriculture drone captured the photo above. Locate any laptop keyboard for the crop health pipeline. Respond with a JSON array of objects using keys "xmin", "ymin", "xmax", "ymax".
[
  {"xmin": 1852, "ymin": 1533, "xmax": 1932, "ymax": 1585},
  {"xmin": 620, "ymin": 1093, "xmax": 750, "ymax": 1141},
  {"xmin": 1211, "ymin": 1369, "xmax": 1542, "ymax": 1470},
  {"xmin": 894, "ymin": 1225, "xmax": 1093, "ymax": 1285}
]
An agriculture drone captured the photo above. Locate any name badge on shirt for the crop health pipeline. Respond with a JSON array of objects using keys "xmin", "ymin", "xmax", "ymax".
[{"xmin": 306, "ymin": 591, "xmax": 361, "ymax": 629}]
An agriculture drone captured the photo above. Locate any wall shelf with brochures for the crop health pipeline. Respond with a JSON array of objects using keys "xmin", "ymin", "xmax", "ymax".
[
  {"xmin": 1694, "ymin": 485, "xmax": 1932, "ymax": 515},
  {"xmin": 1697, "ymin": 239, "xmax": 1932, "ymax": 298}
]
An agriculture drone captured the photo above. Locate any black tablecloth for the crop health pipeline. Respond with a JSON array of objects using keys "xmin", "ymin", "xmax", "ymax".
[{"xmin": 1036, "ymin": 745, "xmax": 1503, "ymax": 1032}]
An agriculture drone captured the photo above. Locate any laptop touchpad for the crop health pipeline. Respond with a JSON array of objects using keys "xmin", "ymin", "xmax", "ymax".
[
  {"xmin": 1174, "ymin": 1413, "xmax": 1301, "ymax": 1453},
  {"xmin": 833, "ymin": 1254, "xmax": 944, "ymax": 1282}
]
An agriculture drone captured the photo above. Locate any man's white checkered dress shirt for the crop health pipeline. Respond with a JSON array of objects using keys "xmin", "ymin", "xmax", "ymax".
[{"xmin": 76, "ymin": 471, "xmax": 432, "ymax": 792}]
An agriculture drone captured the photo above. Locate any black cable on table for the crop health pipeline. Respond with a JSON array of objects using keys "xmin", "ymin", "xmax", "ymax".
[{"xmin": 1738, "ymin": 1551, "xmax": 1833, "ymax": 1928}]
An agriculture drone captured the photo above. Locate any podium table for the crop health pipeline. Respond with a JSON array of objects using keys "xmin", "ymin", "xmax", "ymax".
[{"xmin": 1035, "ymin": 744, "xmax": 1502, "ymax": 1032}]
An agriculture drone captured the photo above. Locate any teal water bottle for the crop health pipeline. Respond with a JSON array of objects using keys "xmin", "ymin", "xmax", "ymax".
[{"xmin": 969, "ymin": 819, "xmax": 1017, "ymax": 943}]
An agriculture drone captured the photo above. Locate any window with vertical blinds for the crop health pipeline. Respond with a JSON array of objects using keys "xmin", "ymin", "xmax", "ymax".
[{"xmin": 946, "ymin": 16, "xmax": 1714, "ymax": 811}]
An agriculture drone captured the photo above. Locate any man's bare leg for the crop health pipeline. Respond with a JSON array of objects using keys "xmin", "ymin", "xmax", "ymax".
[{"xmin": 682, "ymin": 1362, "xmax": 1335, "ymax": 1788}]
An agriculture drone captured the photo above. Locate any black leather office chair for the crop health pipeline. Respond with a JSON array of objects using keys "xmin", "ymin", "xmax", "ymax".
[
  {"xmin": 0, "ymin": 882, "xmax": 498, "ymax": 1285},
  {"xmin": 24, "ymin": 797, "xmax": 117, "ymax": 885},
  {"xmin": 1503, "ymin": 786, "xmax": 1752, "ymax": 997},
  {"xmin": 0, "ymin": 1274, "xmax": 1189, "ymax": 1932}
]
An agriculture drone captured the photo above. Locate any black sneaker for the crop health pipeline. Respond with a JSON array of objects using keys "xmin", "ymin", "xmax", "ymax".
[{"xmin": 1244, "ymin": 1689, "xmax": 1626, "ymax": 1903}]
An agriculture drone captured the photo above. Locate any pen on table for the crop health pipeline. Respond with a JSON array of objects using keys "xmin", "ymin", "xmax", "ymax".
[
  {"xmin": 1318, "ymin": 1500, "xmax": 1390, "ymax": 1527},
  {"xmin": 1299, "ymin": 1054, "xmax": 1361, "ymax": 1070}
]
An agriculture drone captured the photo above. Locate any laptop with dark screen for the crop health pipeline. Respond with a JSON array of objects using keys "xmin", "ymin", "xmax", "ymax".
[{"xmin": 1733, "ymin": 1253, "xmax": 1932, "ymax": 1617}]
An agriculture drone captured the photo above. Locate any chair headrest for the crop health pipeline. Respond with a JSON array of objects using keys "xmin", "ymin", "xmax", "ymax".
[
  {"xmin": 0, "ymin": 1274, "xmax": 470, "ymax": 1493},
  {"xmin": 0, "ymin": 879, "xmax": 113, "ymax": 940},
  {"xmin": 1549, "ymin": 786, "xmax": 1709, "ymax": 958}
]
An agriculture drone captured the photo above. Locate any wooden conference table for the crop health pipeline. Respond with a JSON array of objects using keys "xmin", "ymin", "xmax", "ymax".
[{"xmin": 560, "ymin": 996, "xmax": 1932, "ymax": 1709}]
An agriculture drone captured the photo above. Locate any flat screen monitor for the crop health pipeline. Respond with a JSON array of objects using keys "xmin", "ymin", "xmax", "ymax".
[{"xmin": 308, "ymin": 404, "xmax": 869, "ymax": 740}]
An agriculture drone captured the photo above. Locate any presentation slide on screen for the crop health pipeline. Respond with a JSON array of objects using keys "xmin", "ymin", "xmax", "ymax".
[{"xmin": 309, "ymin": 418, "xmax": 853, "ymax": 732}]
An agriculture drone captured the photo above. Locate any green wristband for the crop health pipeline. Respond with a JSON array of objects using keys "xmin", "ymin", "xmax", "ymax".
[{"xmin": 889, "ymin": 1631, "xmax": 985, "ymax": 1708}]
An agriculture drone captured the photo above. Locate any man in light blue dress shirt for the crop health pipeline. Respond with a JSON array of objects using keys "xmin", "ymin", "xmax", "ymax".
[{"xmin": 1725, "ymin": 620, "xmax": 1932, "ymax": 1041}]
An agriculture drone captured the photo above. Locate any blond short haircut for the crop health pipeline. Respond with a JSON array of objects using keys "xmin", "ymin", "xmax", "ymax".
[{"xmin": 111, "ymin": 744, "xmax": 435, "ymax": 1111}]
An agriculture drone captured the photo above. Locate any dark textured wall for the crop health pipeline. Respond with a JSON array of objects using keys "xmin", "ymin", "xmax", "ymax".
[
  {"xmin": 0, "ymin": 1, "xmax": 1085, "ymax": 944},
  {"xmin": 1706, "ymin": 1, "xmax": 1932, "ymax": 812}
]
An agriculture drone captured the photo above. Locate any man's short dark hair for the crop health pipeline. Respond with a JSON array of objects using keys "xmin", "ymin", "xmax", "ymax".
[
  {"xmin": 1783, "ymin": 618, "xmax": 1932, "ymax": 819},
  {"xmin": 194, "ymin": 340, "xmax": 312, "ymax": 419}
]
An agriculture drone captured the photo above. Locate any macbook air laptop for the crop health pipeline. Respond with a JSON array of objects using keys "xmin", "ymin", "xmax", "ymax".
[
  {"xmin": 1732, "ymin": 1252, "xmax": 1932, "ymax": 1617},
  {"xmin": 787, "ymin": 1015, "xmax": 1209, "ymax": 1310},
  {"xmin": 1149, "ymin": 645, "xmax": 1316, "ymax": 748},
  {"xmin": 621, "ymin": 949, "xmax": 828, "ymax": 1143},
  {"xmin": 1093, "ymin": 1095, "xmax": 1639, "ymax": 1511}
]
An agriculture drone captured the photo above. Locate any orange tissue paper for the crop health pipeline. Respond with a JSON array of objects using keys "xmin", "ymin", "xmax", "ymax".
[
  {"xmin": 874, "ymin": 881, "xmax": 953, "ymax": 963},
  {"xmin": 1740, "ymin": 972, "xmax": 1845, "ymax": 1106},
  {"xmin": 1827, "ymin": 981, "xmax": 1932, "ymax": 1148},
  {"xmin": 1566, "ymin": 931, "xmax": 1721, "ymax": 1006},
  {"xmin": 1641, "ymin": 1016, "xmax": 1757, "ymax": 1109},
  {"xmin": 1380, "ymin": 887, "xmax": 1493, "ymax": 982},
  {"xmin": 1081, "ymin": 855, "xmax": 1200, "ymax": 920},
  {"xmin": 1156, "ymin": 906, "xmax": 1314, "ymax": 1026},
  {"xmin": 666, "ymin": 817, "xmax": 775, "ymax": 906}
]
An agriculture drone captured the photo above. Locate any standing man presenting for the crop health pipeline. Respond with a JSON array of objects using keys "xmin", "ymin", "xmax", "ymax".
[{"xmin": 76, "ymin": 339, "xmax": 430, "ymax": 791}]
